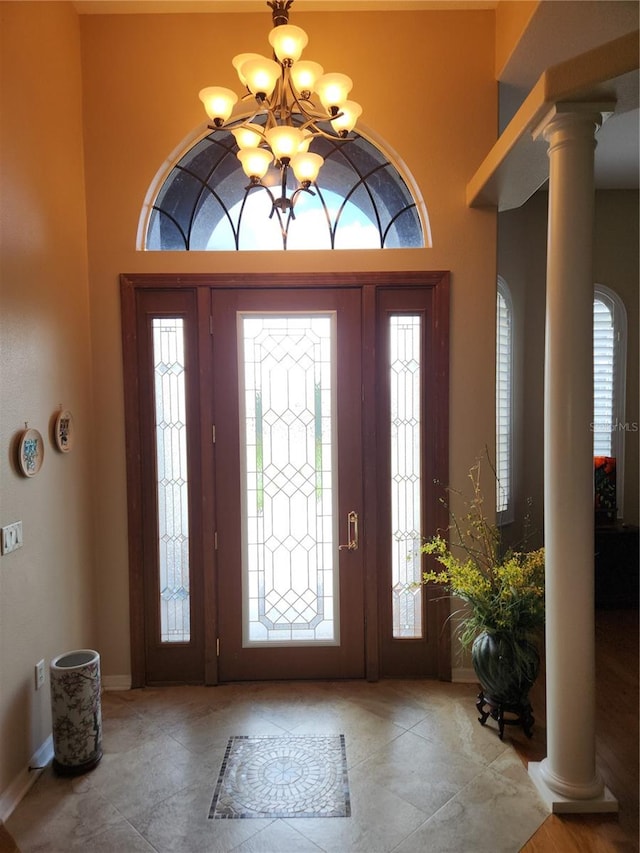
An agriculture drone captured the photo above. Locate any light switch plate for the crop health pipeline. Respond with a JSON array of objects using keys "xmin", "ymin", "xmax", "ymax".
[{"xmin": 1, "ymin": 522, "xmax": 23, "ymax": 555}]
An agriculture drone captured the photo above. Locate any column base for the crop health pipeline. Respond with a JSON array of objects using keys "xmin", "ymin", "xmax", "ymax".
[{"xmin": 529, "ymin": 762, "xmax": 618, "ymax": 814}]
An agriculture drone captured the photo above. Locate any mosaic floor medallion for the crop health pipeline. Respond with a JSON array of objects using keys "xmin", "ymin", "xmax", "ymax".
[{"xmin": 209, "ymin": 735, "xmax": 351, "ymax": 819}]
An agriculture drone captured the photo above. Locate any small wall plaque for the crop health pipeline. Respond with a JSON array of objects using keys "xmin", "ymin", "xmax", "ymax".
[
  {"xmin": 18, "ymin": 428, "xmax": 44, "ymax": 477},
  {"xmin": 54, "ymin": 409, "xmax": 74, "ymax": 453}
]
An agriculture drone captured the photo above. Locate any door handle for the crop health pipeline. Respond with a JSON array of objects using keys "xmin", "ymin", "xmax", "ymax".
[{"xmin": 338, "ymin": 511, "xmax": 359, "ymax": 551}]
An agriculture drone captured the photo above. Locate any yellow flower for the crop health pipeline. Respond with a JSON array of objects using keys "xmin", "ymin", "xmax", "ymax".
[{"xmin": 420, "ymin": 455, "xmax": 545, "ymax": 650}]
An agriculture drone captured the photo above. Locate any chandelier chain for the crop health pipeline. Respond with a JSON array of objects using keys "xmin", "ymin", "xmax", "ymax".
[{"xmin": 267, "ymin": 0, "xmax": 293, "ymax": 27}]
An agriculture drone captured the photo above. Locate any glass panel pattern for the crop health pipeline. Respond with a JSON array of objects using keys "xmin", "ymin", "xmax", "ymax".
[
  {"xmin": 152, "ymin": 318, "xmax": 190, "ymax": 643},
  {"xmin": 146, "ymin": 119, "xmax": 423, "ymax": 251},
  {"xmin": 241, "ymin": 315, "xmax": 337, "ymax": 645},
  {"xmin": 390, "ymin": 315, "xmax": 423, "ymax": 639}
]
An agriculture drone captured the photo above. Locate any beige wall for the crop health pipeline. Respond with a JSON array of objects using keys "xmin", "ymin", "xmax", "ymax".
[
  {"xmin": 1, "ymin": 1, "xmax": 498, "ymax": 800},
  {"xmin": 0, "ymin": 3, "xmax": 94, "ymax": 798},
  {"xmin": 498, "ymin": 189, "xmax": 640, "ymax": 549},
  {"xmin": 594, "ymin": 190, "xmax": 640, "ymax": 526}
]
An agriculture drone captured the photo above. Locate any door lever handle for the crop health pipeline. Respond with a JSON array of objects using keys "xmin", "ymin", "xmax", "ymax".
[{"xmin": 338, "ymin": 511, "xmax": 359, "ymax": 551}]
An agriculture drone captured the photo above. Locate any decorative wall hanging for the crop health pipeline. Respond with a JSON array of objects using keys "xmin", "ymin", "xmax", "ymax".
[
  {"xmin": 54, "ymin": 409, "xmax": 74, "ymax": 453},
  {"xmin": 18, "ymin": 426, "xmax": 44, "ymax": 477}
]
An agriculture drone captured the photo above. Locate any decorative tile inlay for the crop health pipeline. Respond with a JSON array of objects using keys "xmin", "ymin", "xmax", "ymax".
[{"xmin": 209, "ymin": 735, "xmax": 351, "ymax": 819}]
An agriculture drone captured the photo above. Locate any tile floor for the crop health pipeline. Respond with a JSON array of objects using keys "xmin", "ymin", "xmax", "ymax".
[{"xmin": 6, "ymin": 680, "xmax": 549, "ymax": 852}]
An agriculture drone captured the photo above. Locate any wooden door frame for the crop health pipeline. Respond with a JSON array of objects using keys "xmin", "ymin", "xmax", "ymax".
[{"xmin": 121, "ymin": 271, "xmax": 450, "ymax": 687}]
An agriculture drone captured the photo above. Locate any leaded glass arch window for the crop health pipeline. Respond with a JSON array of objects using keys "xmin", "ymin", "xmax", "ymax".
[{"xmin": 144, "ymin": 119, "xmax": 426, "ymax": 251}]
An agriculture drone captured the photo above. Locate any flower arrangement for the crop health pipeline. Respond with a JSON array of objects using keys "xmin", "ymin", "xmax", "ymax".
[{"xmin": 421, "ymin": 455, "xmax": 545, "ymax": 653}]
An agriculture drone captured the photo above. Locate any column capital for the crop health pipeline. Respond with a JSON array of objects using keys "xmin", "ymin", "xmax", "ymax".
[{"xmin": 533, "ymin": 101, "xmax": 615, "ymax": 144}]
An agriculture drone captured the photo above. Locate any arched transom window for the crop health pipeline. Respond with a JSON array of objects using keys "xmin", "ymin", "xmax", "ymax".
[{"xmin": 144, "ymin": 120, "xmax": 425, "ymax": 251}]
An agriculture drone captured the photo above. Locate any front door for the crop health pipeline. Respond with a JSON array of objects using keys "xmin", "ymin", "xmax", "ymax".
[
  {"xmin": 121, "ymin": 272, "xmax": 450, "ymax": 687},
  {"xmin": 212, "ymin": 287, "xmax": 365, "ymax": 680}
]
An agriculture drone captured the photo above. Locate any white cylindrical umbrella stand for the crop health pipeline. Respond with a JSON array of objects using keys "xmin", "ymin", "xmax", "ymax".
[{"xmin": 50, "ymin": 649, "xmax": 102, "ymax": 775}]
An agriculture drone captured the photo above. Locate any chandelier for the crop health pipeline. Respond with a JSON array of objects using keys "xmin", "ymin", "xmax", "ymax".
[{"xmin": 198, "ymin": 0, "xmax": 362, "ymax": 223}]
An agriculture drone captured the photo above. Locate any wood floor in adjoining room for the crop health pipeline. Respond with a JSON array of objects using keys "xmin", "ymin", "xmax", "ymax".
[{"xmin": 518, "ymin": 608, "xmax": 639, "ymax": 853}]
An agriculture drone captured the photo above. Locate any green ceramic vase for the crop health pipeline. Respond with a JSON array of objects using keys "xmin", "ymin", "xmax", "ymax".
[{"xmin": 471, "ymin": 631, "xmax": 540, "ymax": 707}]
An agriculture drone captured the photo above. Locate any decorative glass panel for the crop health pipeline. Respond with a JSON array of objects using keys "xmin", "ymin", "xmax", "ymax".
[
  {"xmin": 240, "ymin": 314, "xmax": 337, "ymax": 645},
  {"xmin": 390, "ymin": 315, "xmax": 423, "ymax": 639},
  {"xmin": 145, "ymin": 120, "xmax": 423, "ymax": 251},
  {"xmin": 152, "ymin": 318, "xmax": 190, "ymax": 643}
]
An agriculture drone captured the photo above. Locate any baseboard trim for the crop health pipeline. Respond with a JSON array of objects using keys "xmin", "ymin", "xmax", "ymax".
[
  {"xmin": 102, "ymin": 674, "xmax": 131, "ymax": 692},
  {"xmin": 0, "ymin": 736, "xmax": 53, "ymax": 823},
  {"xmin": 451, "ymin": 667, "xmax": 478, "ymax": 683}
]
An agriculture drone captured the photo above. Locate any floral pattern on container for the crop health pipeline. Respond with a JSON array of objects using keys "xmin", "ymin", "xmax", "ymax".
[
  {"xmin": 594, "ymin": 455, "xmax": 616, "ymax": 523},
  {"xmin": 50, "ymin": 649, "xmax": 102, "ymax": 774}
]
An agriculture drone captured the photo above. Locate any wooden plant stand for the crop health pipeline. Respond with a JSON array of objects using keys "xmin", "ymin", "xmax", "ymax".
[{"xmin": 476, "ymin": 690, "xmax": 535, "ymax": 740}]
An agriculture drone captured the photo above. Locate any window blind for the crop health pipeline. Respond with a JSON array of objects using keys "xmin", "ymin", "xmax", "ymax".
[
  {"xmin": 593, "ymin": 297, "xmax": 615, "ymax": 456},
  {"xmin": 496, "ymin": 286, "xmax": 512, "ymax": 516},
  {"xmin": 593, "ymin": 285, "xmax": 628, "ymax": 519}
]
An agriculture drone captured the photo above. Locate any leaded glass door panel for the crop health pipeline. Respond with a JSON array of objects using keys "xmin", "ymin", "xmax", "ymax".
[
  {"xmin": 213, "ymin": 287, "xmax": 365, "ymax": 680},
  {"xmin": 129, "ymin": 287, "xmax": 205, "ymax": 685}
]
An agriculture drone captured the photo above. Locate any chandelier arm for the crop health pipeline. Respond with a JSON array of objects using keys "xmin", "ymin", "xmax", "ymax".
[
  {"xmin": 296, "ymin": 119, "xmax": 350, "ymax": 142},
  {"xmin": 243, "ymin": 161, "xmax": 315, "ymax": 222},
  {"xmin": 244, "ymin": 180, "xmax": 278, "ymax": 211},
  {"xmin": 205, "ymin": 70, "xmax": 349, "ymax": 143},
  {"xmin": 290, "ymin": 185, "xmax": 315, "ymax": 209},
  {"xmin": 206, "ymin": 114, "xmax": 268, "ymax": 140},
  {"xmin": 208, "ymin": 109, "xmax": 348, "ymax": 146},
  {"xmin": 240, "ymin": 91, "xmax": 269, "ymax": 112},
  {"xmin": 282, "ymin": 79, "xmax": 348, "ymax": 138}
]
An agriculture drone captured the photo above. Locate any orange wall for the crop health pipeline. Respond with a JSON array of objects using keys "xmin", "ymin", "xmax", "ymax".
[
  {"xmin": 0, "ymin": 2, "xmax": 95, "ymax": 798},
  {"xmin": 79, "ymin": 8, "xmax": 498, "ymax": 680},
  {"xmin": 0, "ymin": 1, "xmax": 498, "ymax": 801}
]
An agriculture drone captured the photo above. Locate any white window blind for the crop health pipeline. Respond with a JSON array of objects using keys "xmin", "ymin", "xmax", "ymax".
[
  {"xmin": 593, "ymin": 297, "xmax": 615, "ymax": 456},
  {"xmin": 496, "ymin": 279, "xmax": 513, "ymax": 520},
  {"xmin": 593, "ymin": 284, "xmax": 627, "ymax": 518}
]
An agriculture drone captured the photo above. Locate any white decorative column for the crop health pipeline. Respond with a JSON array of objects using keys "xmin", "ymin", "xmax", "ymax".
[{"xmin": 528, "ymin": 104, "xmax": 618, "ymax": 813}]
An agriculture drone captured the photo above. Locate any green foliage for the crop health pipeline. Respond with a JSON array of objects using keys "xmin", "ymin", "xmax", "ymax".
[{"xmin": 421, "ymin": 455, "xmax": 545, "ymax": 650}]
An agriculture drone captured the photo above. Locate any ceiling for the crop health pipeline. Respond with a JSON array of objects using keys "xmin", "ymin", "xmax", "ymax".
[
  {"xmin": 72, "ymin": 0, "xmax": 638, "ymax": 190},
  {"xmin": 498, "ymin": 1, "xmax": 639, "ymax": 190}
]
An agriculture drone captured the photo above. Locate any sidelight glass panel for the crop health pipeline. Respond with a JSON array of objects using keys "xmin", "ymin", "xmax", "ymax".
[
  {"xmin": 240, "ymin": 314, "xmax": 338, "ymax": 645},
  {"xmin": 390, "ymin": 315, "xmax": 423, "ymax": 638},
  {"xmin": 152, "ymin": 318, "xmax": 190, "ymax": 643}
]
